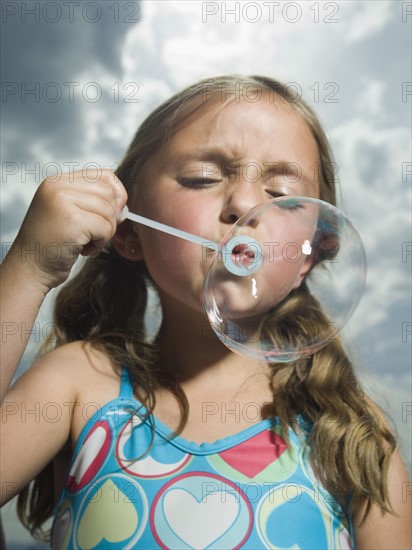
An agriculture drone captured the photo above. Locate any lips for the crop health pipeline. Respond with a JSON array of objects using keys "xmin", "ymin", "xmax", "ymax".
[
  {"xmin": 231, "ymin": 243, "xmax": 256, "ymax": 267},
  {"xmin": 220, "ymin": 236, "xmax": 263, "ymax": 276}
]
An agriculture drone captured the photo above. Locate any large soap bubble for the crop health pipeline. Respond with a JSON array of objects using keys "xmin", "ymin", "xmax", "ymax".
[
  {"xmin": 122, "ymin": 197, "xmax": 366, "ymax": 362},
  {"xmin": 202, "ymin": 197, "xmax": 366, "ymax": 362}
]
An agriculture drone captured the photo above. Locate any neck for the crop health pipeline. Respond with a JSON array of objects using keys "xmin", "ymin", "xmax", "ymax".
[{"xmin": 155, "ymin": 294, "xmax": 272, "ymax": 393}]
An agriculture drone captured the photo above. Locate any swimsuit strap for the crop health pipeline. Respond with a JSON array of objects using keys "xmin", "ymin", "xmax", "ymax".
[{"xmin": 119, "ymin": 367, "xmax": 134, "ymax": 400}]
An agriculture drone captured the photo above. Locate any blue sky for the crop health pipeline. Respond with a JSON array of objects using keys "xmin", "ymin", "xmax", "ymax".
[{"xmin": 1, "ymin": 0, "xmax": 411, "ymax": 544}]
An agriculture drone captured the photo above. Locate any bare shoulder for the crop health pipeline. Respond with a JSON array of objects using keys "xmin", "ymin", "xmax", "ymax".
[
  {"xmin": 60, "ymin": 339, "xmax": 116, "ymax": 374},
  {"xmin": 21, "ymin": 340, "xmax": 120, "ymax": 396},
  {"xmin": 33, "ymin": 339, "xmax": 117, "ymax": 372},
  {"xmin": 7, "ymin": 340, "xmax": 122, "ymax": 442},
  {"xmin": 4, "ymin": 340, "xmax": 120, "ymax": 425},
  {"xmin": 38, "ymin": 341, "xmax": 123, "ymax": 440},
  {"xmin": 1, "ymin": 340, "xmax": 122, "ymax": 505}
]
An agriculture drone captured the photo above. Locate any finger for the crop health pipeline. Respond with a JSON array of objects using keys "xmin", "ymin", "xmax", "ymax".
[
  {"xmin": 81, "ymin": 242, "xmax": 101, "ymax": 258},
  {"xmin": 118, "ymin": 205, "xmax": 129, "ymax": 223},
  {"xmin": 71, "ymin": 193, "xmax": 118, "ymax": 226},
  {"xmin": 76, "ymin": 211, "xmax": 118, "ymax": 255},
  {"xmin": 94, "ymin": 169, "xmax": 128, "ymax": 216}
]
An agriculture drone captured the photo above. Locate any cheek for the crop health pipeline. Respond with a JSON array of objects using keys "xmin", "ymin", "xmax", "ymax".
[
  {"xmin": 170, "ymin": 202, "xmax": 215, "ymax": 238},
  {"xmin": 150, "ymin": 208, "xmax": 218, "ymax": 271},
  {"xmin": 134, "ymin": 190, "xmax": 220, "ymax": 298},
  {"xmin": 140, "ymin": 231, "xmax": 187, "ymax": 271},
  {"xmin": 139, "ymin": 229, "xmax": 210, "ymax": 295}
]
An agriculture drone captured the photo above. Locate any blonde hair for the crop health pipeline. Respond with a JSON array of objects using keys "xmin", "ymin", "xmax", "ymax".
[{"xmin": 17, "ymin": 75, "xmax": 396, "ymax": 539}]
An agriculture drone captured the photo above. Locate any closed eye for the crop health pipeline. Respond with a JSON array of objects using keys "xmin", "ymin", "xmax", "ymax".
[
  {"xmin": 266, "ymin": 190, "xmax": 304, "ymax": 210},
  {"xmin": 178, "ymin": 177, "xmax": 221, "ymax": 187},
  {"xmin": 266, "ymin": 190, "xmax": 286, "ymax": 199},
  {"xmin": 276, "ymin": 197, "xmax": 305, "ymax": 210}
]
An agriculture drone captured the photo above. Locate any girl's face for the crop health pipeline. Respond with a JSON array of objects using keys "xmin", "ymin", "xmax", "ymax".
[{"xmin": 131, "ymin": 94, "xmax": 321, "ymax": 317}]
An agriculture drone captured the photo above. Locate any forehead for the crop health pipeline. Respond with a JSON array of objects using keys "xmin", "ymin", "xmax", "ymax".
[{"xmin": 163, "ymin": 94, "xmax": 320, "ymax": 168}]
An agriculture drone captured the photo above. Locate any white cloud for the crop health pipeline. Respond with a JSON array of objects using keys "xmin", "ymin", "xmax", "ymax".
[
  {"xmin": 341, "ymin": 1, "xmax": 396, "ymax": 43},
  {"xmin": 123, "ymin": 1, "xmax": 345, "ymax": 91},
  {"xmin": 357, "ymin": 78, "xmax": 387, "ymax": 116},
  {"xmin": 331, "ymin": 117, "xmax": 410, "ymax": 266}
]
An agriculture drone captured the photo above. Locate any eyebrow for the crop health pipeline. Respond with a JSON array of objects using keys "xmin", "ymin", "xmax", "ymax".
[{"xmin": 171, "ymin": 147, "xmax": 238, "ymax": 167}]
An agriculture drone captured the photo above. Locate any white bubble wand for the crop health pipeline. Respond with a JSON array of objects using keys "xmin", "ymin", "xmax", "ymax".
[{"xmin": 121, "ymin": 205, "xmax": 263, "ymax": 276}]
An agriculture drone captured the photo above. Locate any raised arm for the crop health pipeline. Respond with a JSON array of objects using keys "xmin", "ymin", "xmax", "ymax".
[{"xmin": 0, "ymin": 169, "xmax": 127, "ymax": 402}]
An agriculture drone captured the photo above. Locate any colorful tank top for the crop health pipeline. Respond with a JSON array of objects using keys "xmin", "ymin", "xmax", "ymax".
[{"xmin": 51, "ymin": 369, "xmax": 354, "ymax": 549}]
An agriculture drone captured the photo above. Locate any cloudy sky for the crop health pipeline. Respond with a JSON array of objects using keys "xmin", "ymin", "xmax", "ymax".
[{"xmin": 1, "ymin": 0, "xmax": 411, "ymax": 544}]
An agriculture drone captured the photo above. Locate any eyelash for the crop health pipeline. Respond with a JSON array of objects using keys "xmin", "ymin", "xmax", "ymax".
[
  {"xmin": 266, "ymin": 190, "xmax": 285, "ymax": 198},
  {"xmin": 277, "ymin": 197, "xmax": 305, "ymax": 211},
  {"xmin": 178, "ymin": 177, "xmax": 220, "ymax": 187}
]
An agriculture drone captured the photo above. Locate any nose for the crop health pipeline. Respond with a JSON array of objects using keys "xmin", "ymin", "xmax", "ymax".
[{"xmin": 220, "ymin": 180, "xmax": 263, "ymax": 225}]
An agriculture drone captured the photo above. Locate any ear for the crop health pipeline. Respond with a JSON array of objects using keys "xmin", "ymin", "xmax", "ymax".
[
  {"xmin": 111, "ymin": 219, "xmax": 144, "ymax": 261},
  {"xmin": 293, "ymin": 253, "xmax": 315, "ymax": 289}
]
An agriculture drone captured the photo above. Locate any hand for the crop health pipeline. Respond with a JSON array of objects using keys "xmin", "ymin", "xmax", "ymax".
[{"xmin": 5, "ymin": 168, "xmax": 128, "ymax": 292}]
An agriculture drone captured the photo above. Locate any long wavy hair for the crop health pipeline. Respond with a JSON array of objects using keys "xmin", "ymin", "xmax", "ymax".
[{"xmin": 17, "ymin": 75, "xmax": 396, "ymax": 539}]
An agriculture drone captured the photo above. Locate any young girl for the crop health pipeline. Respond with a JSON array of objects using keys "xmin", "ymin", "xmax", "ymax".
[{"xmin": 1, "ymin": 75, "xmax": 410, "ymax": 549}]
